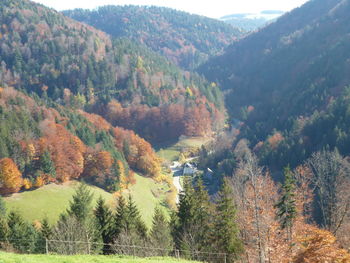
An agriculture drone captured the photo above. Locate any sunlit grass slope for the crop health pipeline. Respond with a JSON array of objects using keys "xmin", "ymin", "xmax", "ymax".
[
  {"xmin": 4, "ymin": 174, "xmax": 169, "ymax": 227},
  {"xmin": 0, "ymin": 252, "xmax": 198, "ymax": 263},
  {"xmin": 157, "ymin": 136, "xmax": 211, "ymax": 162}
]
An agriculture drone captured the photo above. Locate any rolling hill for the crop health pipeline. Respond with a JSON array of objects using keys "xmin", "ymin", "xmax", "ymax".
[{"xmin": 63, "ymin": 5, "xmax": 243, "ymax": 70}]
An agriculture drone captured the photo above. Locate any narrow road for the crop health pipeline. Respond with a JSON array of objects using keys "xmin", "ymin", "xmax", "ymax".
[{"xmin": 170, "ymin": 161, "xmax": 183, "ymax": 203}]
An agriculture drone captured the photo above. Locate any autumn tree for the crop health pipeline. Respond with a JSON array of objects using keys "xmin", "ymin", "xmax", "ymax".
[
  {"xmin": 0, "ymin": 158, "xmax": 23, "ymax": 195},
  {"xmin": 293, "ymin": 226, "xmax": 350, "ymax": 263},
  {"xmin": 232, "ymin": 142, "xmax": 280, "ymax": 263},
  {"xmin": 306, "ymin": 149, "xmax": 350, "ymax": 235}
]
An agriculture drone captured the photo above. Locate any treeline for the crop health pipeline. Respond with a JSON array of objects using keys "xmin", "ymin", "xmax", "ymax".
[
  {"xmin": 0, "ymin": 87, "xmax": 161, "ymax": 195},
  {"xmin": 0, "ymin": 0, "xmax": 225, "ymax": 144},
  {"xmin": 63, "ymin": 5, "xmax": 242, "ymax": 70}
]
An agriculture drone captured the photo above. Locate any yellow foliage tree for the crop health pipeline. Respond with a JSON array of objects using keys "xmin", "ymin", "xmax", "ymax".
[
  {"xmin": 22, "ymin": 178, "xmax": 32, "ymax": 190},
  {"xmin": 0, "ymin": 158, "xmax": 23, "ymax": 195},
  {"xmin": 34, "ymin": 176, "xmax": 45, "ymax": 188},
  {"xmin": 117, "ymin": 160, "xmax": 128, "ymax": 190}
]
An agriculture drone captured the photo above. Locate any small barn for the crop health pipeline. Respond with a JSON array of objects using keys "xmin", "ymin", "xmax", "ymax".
[{"xmin": 182, "ymin": 162, "xmax": 197, "ymax": 176}]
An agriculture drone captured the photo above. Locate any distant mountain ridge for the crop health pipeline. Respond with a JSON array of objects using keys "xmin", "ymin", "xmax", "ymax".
[
  {"xmin": 63, "ymin": 5, "xmax": 243, "ymax": 70},
  {"xmin": 220, "ymin": 10, "xmax": 284, "ymax": 31}
]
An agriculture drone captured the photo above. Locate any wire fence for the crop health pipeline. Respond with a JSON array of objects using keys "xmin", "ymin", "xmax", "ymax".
[{"xmin": 0, "ymin": 238, "xmax": 229, "ymax": 263}]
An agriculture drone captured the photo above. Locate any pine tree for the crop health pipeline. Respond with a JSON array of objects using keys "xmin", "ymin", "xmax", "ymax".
[
  {"xmin": 126, "ymin": 195, "xmax": 147, "ymax": 240},
  {"xmin": 150, "ymin": 206, "xmax": 173, "ymax": 255},
  {"xmin": 67, "ymin": 183, "xmax": 94, "ymax": 223},
  {"xmin": 94, "ymin": 196, "xmax": 113, "ymax": 254},
  {"xmin": 0, "ymin": 215, "xmax": 8, "ymax": 243},
  {"xmin": 275, "ymin": 166, "xmax": 297, "ymax": 241},
  {"xmin": 39, "ymin": 150, "xmax": 56, "ymax": 176},
  {"xmin": 213, "ymin": 178, "xmax": 243, "ymax": 262},
  {"xmin": 7, "ymin": 211, "xmax": 38, "ymax": 253},
  {"xmin": 35, "ymin": 218, "xmax": 51, "ymax": 254},
  {"xmin": 0, "ymin": 195, "xmax": 6, "ymax": 216},
  {"xmin": 40, "ymin": 218, "xmax": 52, "ymax": 239},
  {"xmin": 173, "ymin": 178, "xmax": 212, "ymax": 254},
  {"xmin": 114, "ymin": 195, "xmax": 128, "ymax": 237}
]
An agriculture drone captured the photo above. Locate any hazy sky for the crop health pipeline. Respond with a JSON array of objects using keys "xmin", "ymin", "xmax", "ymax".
[{"xmin": 32, "ymin": 0, "xmax": 309, "ymax": 18}]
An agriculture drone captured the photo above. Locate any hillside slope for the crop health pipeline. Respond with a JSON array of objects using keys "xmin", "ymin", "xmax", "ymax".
[
  {"xmin": 0, "ymin": 0, "xmax": 225, "ymax": 143},
  {"xmin": 63, "ymin": 5, "xmax": 242, "ymax": 70},
  {"xmin": 200, "ymin": 0, "xmax": 350, "ymax": 169}
]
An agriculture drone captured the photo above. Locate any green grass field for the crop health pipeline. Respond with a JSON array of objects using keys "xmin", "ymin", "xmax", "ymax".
[
  {"xmin": 4, "ymin": 174, "xmax": 169, "ymax": 227},
  {"xmin": 126, "ymin": 174, "xmax": 170, "ymax": 224},
  {"xmin": 0, "ymin": 252, "xmax": 198, "ymax": 263},
  {"xmin": 4, "ymin": 182, "xmax": 112, "ymax": 224},
  {"xmin": 156, "ymin": 137, "xmax": 211, "ymax": 162}
]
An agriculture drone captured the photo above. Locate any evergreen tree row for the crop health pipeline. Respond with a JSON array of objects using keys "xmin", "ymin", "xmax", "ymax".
[{"xmin": 0, "ymin": 180, "xmax": 243, "ymax": 262}]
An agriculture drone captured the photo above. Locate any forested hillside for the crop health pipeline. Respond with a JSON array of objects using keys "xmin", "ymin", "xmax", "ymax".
[
  {"xmin": 200, "ymin": 0, "xmax": 350, "ymax": 170},
  {"xmin": 63, "ymin": 6, "xmax": 243, "ymax": 70},
  {"xmin": 0, "ymin": 87, "xmax": 163, "ymax": 196},
  {"xmin": 0, "ymin": 0, "xmax": 225, "ymax": 144}
]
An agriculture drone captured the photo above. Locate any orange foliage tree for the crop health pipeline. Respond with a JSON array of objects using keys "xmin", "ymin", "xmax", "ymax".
[
  {"xmin": 104, "ymin": 100, "xmax": 219, "ymax": 143},
  {"xmin": 113, "ymin": 127, "xmax": 161, "ymax": 177},
  {"xmin": 293, "ymin": 226, "xmax": 350, "ymax": 263},
  {"xmin": 82, "ymin": 150, "xmax": 114, "ymax": 186},
  {"xmin": 0, "ymin": 158, "xmax": 23, "ymax": 195},
  {"xmin": 37, "ymin": 120, "xmax": 86, "ymax": 182}
]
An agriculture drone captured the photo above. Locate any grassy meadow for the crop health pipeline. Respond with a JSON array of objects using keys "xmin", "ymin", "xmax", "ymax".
[
  {"xmin": 4, "ymin": 174, "xmax": 169, "ymax": 227},
  {"xmin": 156, "ymin": 136, "xmax": 211, "ymax": 162}
]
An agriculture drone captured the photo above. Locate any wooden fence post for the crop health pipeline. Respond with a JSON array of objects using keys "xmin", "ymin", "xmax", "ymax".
[{"xmin": 45, "ymin": 239, "xmax": 49, "ymax": 255}]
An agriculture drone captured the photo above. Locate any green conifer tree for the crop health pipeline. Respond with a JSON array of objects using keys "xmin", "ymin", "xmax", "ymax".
[
  {"xmin": 213, "ymin": 178, "xmax": 243, "ymax": 262},
  {"xmin": 126, "ymin": 195, "xmax": 147, "ymax": 240},
  {"xmin": 39, "ymin": 150, "xmax": 56, "ymax": 176},
  {"xmin": 275, "ymin": 166, "xmax": 297, "ymax": 241},
  {"xmin": 67, "ymin": 183, "xmax": 93, "ymax": 223},
  {"xmin": 150, "ymin": 206, "xmax": 173, "ymax": 255},
  {"xmin": 173, "ymin": 178, "xmax": 212, "ymax": 255},
  {"xmin": 0, "ymin": 195, "xmax": 6, "ymax": 216},
  {"xmin": 114, "ymin": 195, "xmax": 128, "ymax": 237},
  {"xmin": 94, "ymin": 196, "xmax": 113, "ymax": 254},
  {"xmin": 40, "ymin": 218, "xmax": 52, "ymax": 240},
  {"xmin": 7, "ymin": 211, "xmax": 38, "ymax": 253}
]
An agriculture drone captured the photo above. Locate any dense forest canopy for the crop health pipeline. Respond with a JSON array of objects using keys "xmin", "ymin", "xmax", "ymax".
[
  {"xmin": 0, "ymin": 0, "xmax": 226, "ymax": 144},
  {"xmin": 200, "ymin": 0, "xmax": 350, "ymax": 170},
  {"xmin": 63, "ymin": 5, "xmax": 243, "ymax": 70}
]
